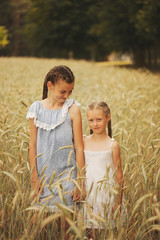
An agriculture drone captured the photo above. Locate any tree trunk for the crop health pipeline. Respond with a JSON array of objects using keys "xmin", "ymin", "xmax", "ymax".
[
  {"xmin": 13, "ymin": 12, "xmax": 20, "ymax": 56},
  {"xmin": 11, "ymin": 0, "xmax": 20, "ymax": 56},
  {"xmin": 133, "ymin": 44, "xmax": 146, "ymax": 68},
  {"xmin": 146, "ymin": 44, "xmax": 152, "ymax": 67},
  {"xmin": 153, "ymin": 42, "xmax": 158, "ymax": 69},
  {"xmin": 90, "ymin": 45, "xmax": 96, "ymax": 62}
]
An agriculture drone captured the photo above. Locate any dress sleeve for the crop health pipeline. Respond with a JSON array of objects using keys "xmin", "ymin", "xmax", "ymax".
[{"xmin": 26, "ymin": 101, "xmax": 39, "ymax": 119}]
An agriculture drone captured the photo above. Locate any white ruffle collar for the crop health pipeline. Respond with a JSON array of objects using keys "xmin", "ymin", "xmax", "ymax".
[{"xmin": 27, "ymin": 99, "xmax": 78, "ymax": 131}]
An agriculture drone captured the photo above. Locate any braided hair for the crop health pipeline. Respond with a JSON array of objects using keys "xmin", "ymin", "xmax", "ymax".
[
  {"xmin": 42, "ymin": 65, "xmax": 75, "ymax": 99},
  {"xmin": 87, "ymin": 101, "xmax": 112, "ymax": 138}
]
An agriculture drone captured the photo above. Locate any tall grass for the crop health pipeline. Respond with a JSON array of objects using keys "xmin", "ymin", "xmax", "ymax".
[{"xmin": 0, "ymin": 57, "xmax": 159, "ymax": 239}]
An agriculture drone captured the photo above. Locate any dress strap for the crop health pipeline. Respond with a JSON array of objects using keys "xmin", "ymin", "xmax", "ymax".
[{"xmin": 110, "ymin": 138, "xmax": 114, "ymax": 150}]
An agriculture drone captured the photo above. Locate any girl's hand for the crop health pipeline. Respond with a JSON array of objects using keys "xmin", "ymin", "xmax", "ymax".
[
  {"xmin": 71, "ymin": 185, "xmax": 86, "ymax": 202},
  {"xmin": 31, "ymin": 178, "xmax": 44, "ymax": 200},
  {"xmin": 111, "ymin": 202, "xmax": 121, "ymax": 218},
  {"xmin": 111, "ymin": 204, "xmax": 116, "ymax": 219},
  {"xmin": 71, "ymin": 186, "xmax": 80, "ymax": 202}
]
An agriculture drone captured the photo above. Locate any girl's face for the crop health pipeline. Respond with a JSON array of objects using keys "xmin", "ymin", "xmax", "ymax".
[
  {"xmin": 47, "ymin": 79, "xmax": 74, "ymax": 104},
  {"xmin": 87, "ymin": 109, "xmax": 110, "ymax": 134}
]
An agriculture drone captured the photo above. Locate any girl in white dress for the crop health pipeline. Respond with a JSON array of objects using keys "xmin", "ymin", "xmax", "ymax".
[{"xmin": 84, "ymin": 101, "xmax": 123, "ymax": 232}]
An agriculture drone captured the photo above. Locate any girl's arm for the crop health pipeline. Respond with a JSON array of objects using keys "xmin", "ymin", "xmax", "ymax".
[
  {"xmin": 29, "ymin": 119, "xmax": 43, "ymax": 198},
  {"xmin": 112, "ymin": 141, "xmax": 123, "ymax": 210},
  {"xmin": 69, "ymin": 104, "xmax": 85, "ymax": 200}
]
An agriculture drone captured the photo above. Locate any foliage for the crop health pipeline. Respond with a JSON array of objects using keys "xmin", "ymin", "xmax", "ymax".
[
  {"xmin": 94, "ymin": 0, "xmax": 160, "ymax": 66},
  {"xmin": 24, "ymin": 0, "xmax": 98, "ymax": 59},
  {"xmin": 0, "ymin": 0, "xmax": 12, "ymax": 55},
  {"xmin": 24, "ymin": 0, "xmax": 160, "ymax": 66},
  {"xmin": 0, "ymin": 26, "xmax": 9, "ymax": 49},
  {"xmin": 0, "ymin": 57, "xmax": 159, "ymax": 239},
  {"xmin": 0, "ymin": 0, "xmax": 12, "ymax": 28},
  {"xmin": 1, "ymin": 0, "xmax": 160, "ymax": 65},
  {"xmin": 0, "ymin": 0, "xmax": 30, "ymax": 56}
]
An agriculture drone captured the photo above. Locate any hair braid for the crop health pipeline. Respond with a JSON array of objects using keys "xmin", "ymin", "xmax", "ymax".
[
  {"xmin": 42, "ymin": 79, "xmax": 48, "ymax": 99},
  {"xmin": 90, "ymin": 129, "xmax": 93, "ymax": 135},
  {"xmin": 108, "ymin": 119, "xmax": 112, "ymax": 138},
  {"xmin": 63, "ymin": 65, "xmax": 74, "ymax": 80}
]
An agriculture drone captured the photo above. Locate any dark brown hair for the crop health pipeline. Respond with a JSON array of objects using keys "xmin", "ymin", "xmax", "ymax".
[
  {"xmin": 87, "ymin": 101, "xmax": 112, "ymax": 137},
  {"xmin": 42, "ymin": 65, "xmax": 75, "ymax": 99}
]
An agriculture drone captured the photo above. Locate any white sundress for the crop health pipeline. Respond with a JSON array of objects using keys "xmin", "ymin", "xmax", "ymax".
[{"xmin": 84, "ymin": 138, "xmax": 116, "ymax": 227}]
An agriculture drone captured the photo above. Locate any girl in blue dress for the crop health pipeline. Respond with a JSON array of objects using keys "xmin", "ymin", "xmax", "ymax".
[{"xmin": 27, "ymin": 65, "xmax": 85, "ymax": 211}]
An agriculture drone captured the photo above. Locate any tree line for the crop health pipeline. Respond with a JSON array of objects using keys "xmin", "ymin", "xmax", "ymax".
[{"xmin": 0, "ymin": 0, "xmax": 160, "ymax": 68}]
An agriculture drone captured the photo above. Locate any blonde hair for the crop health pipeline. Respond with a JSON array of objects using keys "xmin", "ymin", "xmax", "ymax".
[{"xmin": 87, "ymin": 101, "xmax": 112, "ymax": 137}]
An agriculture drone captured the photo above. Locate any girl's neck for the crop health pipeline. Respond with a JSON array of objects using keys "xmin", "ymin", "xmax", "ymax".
[
  {"xmin": 91, "ymin": 132, "xmax": 109, "ymax": 141},
  {"xmin": 48, "ymin": 97, "xmax": 63, "ymax": 107},
  {"xmin": 42, "ymin": 97, "xmax": 64, "ymax": 110},
  {"xmin": 84, "ymin": 132, "xmax": 111, "ymax": 151}
]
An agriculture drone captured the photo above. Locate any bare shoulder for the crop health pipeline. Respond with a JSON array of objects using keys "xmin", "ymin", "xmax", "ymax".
[
  {"xmin": 69, "ymin": 103, "xmax": 81, "ymax": 120},
  {"xmin": 84, "ymin": 135, "xmax": 90, "ymax": 142},
  {"xmin": 83, "ymin": 135, "xmax": 91, "ymax": 148},
  {"xmin": 112, "ymin": 140, "xmax": 120, "ymax": 152},
  {"xmin": 69, "ymin": 103, "xmax": 80, "ymax": 112}
]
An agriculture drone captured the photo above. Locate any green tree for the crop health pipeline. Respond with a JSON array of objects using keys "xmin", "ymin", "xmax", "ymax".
[
  {"xmin": 133, "ymin": 0, "xmax": 160, "ymax": 67},
  {"xmin": 25, "ymin": 0, "xmax": 99, "ymax": 59},
  {"xmin": 0, "ymin": 26, "xmax": 9, "ymax": 49},
  {"xmin": 0, "ymin": 0, "xmax": 12, "ymax": 55},
  {"xmin": 10, "ymin": 0, "xmax": 30, "ymax": 55},
  {"xmin": 1, "ymin": 0, "xmax": 160, "ymax": 67},
  {"xmin": 95, "ymin": 0, "xmax": 160, "ymax": 67},
  {"xmin": 0, "ymin": 0, "xmax": 30, "ymax": 55}
]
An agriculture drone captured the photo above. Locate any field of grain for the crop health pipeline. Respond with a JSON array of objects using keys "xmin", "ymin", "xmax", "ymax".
[{"xmin": 0, "ymin": 57, "xmax": 159, "ymax": 240}]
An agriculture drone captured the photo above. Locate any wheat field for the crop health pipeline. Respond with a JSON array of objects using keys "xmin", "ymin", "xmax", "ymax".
[{"xmin": 0, "ymin": 57, "xmax": 159, "ymax": 240}]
